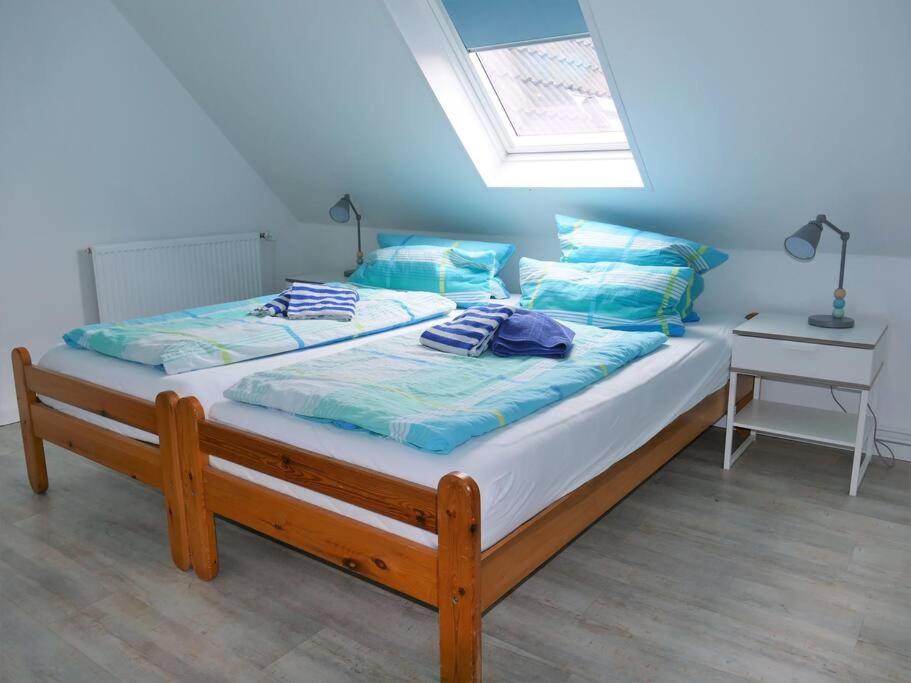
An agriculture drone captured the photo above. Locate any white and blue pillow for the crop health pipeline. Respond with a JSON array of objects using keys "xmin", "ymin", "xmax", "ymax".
[
  {"xmin": 349, "ymin": 245, "xmax": 498, "ymax": 307},
  {"xmin": 519, "ymin": 258, "xmax": 694, "ymax": 337},
  {"xmin": 377, "ymin": 233, "xmax": 514, "ymax": 299},
  {"xmin": 556, "ymin": 215, "xmax": 727, "ymax": 273},
  {"xmin": 556, "ymin": 215, "xmax": 725, "ymax": 322}
]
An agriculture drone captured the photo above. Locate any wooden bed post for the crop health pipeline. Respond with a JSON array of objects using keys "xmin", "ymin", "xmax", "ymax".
[
  {"xmin": 156, "ymin": 392, "xmax": 191, "ymax": 571},
  {"xmin": 176, "ymin": 397, "xmax": 219, "ymax": 580},
  {"xmin": 11, "ymin": 348, "xmax": 48, "ymax": 494},
  {"xmin": 437, "ymin": 472, "xmax": 482, "ymax": 683}
]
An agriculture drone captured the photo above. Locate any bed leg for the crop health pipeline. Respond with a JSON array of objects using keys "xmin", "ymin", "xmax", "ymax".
[
  {"xmin": 11, "ymin": 348, "xmax": 48, "ymax": 494},
  {"xmin": 177, "ymin": 397, "xmax": 219, "ymax": 580},
  {"xmin": 437, "ymin": 472, "xmax": 482, "ymax": 683},
  {"xmin": 156, "ymin": 392, "xmax": 191, "ymax": 571}
]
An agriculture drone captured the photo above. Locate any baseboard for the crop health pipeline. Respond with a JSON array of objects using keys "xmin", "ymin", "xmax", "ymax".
[
  {"xmin": 876, "ymin": 428, "xmax": 911, "ymax": 463},
  {"xmin": 0, "ymin": 407, "xmax": 19, "ymax": 427}
]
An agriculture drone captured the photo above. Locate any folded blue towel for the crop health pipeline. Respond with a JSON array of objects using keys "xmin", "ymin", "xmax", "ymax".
[
  {"xmin": 419, "ymin": 304, "xmax": 513, "ymax": 357},
  {"xmin": 491, "ymin": 308, "xmax": 575, "ymax": 359}
]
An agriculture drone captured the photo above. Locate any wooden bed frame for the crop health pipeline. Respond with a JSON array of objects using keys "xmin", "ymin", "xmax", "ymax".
[
  {"xmin": 12, "ymin": 340, "xmax": 754, "ymax": 681},
  {"xmin": 176, "ymin": 377, "xmax": 754, "ymax": 682},
  {"xmin": 10, "ymin": 347, "xmax": 191, "ymax": 571}
]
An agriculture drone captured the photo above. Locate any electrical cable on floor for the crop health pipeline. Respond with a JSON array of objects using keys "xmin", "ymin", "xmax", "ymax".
[{"xmin": 829, "ymin": 386, "xmax": 895, "ymax": 467}]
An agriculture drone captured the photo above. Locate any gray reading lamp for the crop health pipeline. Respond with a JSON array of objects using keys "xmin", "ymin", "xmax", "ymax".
[
  {"xmin": 783, "ymin": 213, "xmax": 854, "ymax": 328},
  {"xmin": 329, "ymin": 193, "xmax": 362, "ymax": 277}
]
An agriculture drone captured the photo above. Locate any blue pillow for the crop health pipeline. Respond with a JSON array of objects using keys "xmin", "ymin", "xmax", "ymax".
[
  {"xmin": 518, "ymin": 258, "xmax": 694, "ymax": 336},
  {"xmin": 349, "ymin": 245, "xmax": 498, "ymax": 307},
  {"xmin": 556, "ymin": 215, "xmax": 727, "ymax": 274},
  {"xmin": 377, "ymin": 234, "xmax": 514, "ymax": 299}
]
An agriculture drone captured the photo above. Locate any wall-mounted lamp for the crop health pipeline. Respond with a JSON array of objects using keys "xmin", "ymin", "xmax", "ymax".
[{"xmin": 783, "ymin": 213, "xmax": 854, "ymax": 328}]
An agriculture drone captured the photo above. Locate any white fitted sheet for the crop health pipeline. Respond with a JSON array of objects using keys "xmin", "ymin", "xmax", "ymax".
[
  {"xmin": 209, "ymin": 313, "xmax": 739, "ymax": 550},
  {"xmin": 38, "ymin": 311, "xmax": 738, "ymax": 551}
]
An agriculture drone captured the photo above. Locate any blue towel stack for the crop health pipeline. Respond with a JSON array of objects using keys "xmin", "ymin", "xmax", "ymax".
[
  {"xmin": 253, "ymin": 283, "xmax": 359, "ymax": 322},
  {"xmin": 419, "ymin": 304, "xmax": 513, "ymax": 357},
  {"xmin": 491, "ymin": 308, "xmax": 575, "ymax": 359}
]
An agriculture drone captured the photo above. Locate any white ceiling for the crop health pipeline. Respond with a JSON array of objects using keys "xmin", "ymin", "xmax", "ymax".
[{"xmin": 113, "ymin": 0, "xmax": 911, "ymax": 255}]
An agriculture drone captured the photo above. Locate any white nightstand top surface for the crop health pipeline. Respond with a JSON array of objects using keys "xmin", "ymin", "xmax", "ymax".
[
  {"xmin": 734, "ymin": 313, "xmax": 887, "ymax": 349},
  {"xmin": 284, "ymin": 274, "xmax": 347, "ymax": 285}
]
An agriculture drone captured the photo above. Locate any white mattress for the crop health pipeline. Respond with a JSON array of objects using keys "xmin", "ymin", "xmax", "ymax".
[{"xmin": 39, "ymin": 312, "xmax": 738, "ymax": 551}]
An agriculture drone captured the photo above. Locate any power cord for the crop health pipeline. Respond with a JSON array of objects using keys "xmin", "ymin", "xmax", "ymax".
[{"xmin": 829, "ymin": 386, "xmax": 895, "ymax": 467}]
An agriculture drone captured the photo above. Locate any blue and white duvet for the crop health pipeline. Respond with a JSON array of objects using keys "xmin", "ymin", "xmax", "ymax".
[
  {"xmin": 225, "ymin": 324, "xmax": 667, "ymax": 453},
  {"xmin": 64, "ymin": 285, "xmax": 455, "ymax": 374}
]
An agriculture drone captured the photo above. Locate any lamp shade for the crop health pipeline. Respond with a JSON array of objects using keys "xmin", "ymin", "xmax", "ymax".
[
  {"xmin": 784, "ymin": 221, "xmax": 822, "ymax": 261},
  {"xmin": 329, "ymin": 195, "xmax": 351, "ymax": 223}
]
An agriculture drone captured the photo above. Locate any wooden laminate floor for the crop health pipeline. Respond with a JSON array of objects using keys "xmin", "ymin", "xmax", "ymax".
[{"xmin": 1, "ymin": 421, "xmax": 909, "ymax": 682}]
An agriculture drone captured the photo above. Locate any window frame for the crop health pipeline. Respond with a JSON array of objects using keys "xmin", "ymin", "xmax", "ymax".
[
  {"xmin": 465, "ymin": 38, "xmax": 631, "ymax": 154},
  {"xmin": 384, "ymin": 0, "xmax": 649, "ymax": 188}
]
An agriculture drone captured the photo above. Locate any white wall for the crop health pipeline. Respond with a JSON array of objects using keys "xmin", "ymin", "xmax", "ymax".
[
  {"xmin": 285, "ymin": 223, "xmax": 910, "ymax": 460},
  {"xmin": 112, "ymin": 0, "xmax": 911, "ymax": 259},
  {"xmin": 0, "ymin": 0, "xmax": 295, "ymax": 424}
]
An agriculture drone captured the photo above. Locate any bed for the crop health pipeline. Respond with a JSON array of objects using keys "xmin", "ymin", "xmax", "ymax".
[
  {"xmin": 10, "ymin": 287, "xmax": 455, "ymax": 571},
  {"xmin": 15, "ymin": 304, "xmax": 752, "ymax": 681},
  {"xmin": 169, "ymin": 312, "xmax": 753, "ymax": 681}
]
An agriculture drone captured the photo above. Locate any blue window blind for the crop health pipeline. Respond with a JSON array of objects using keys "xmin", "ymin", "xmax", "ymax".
[{"xmin": 441, "ymin": 0, "xmax": 588, "ymax": 51}]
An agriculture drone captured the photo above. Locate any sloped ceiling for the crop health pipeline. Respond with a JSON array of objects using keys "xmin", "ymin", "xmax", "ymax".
[{"xmin": 113, "ymin": 0, "xmax": 911, "ymax": 255}]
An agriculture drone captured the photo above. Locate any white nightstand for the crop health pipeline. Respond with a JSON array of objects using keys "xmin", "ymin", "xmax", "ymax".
[
  {"xmin": 284, "ymin": 274, "xmax": 345, "ymax": 285},
  {"xmin": 723, "ymin": 313, "xmax": 887, "ymax": 496}
]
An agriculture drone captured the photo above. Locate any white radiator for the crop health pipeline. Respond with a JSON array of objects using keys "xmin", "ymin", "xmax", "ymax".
[{"xmin": 90, "ymin": 232, "xmax": 265, "ymax": 322}]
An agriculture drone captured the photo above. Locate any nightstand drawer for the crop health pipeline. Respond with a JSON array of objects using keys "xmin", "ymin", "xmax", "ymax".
[{"xmin": 731, "ymin": 335, "xmax": 882, "ymax": 388}]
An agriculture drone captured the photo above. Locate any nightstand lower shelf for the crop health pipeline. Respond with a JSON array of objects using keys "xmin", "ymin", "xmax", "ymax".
[
  {"xmin": 732, "ymin": 399, "xmax": 866, "ymax": 449},
  {"xmin": 724, "ymin": 373, "xmax": 875, "ymax": 496}
]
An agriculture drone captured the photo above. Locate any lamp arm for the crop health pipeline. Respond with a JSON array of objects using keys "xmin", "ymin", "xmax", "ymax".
[
  {"xmin": 347, "ymin": 197, "xmax": 362, "ymax": 223},
  {"xmin": 819, "ymin": 217, "xmax": 849, "ymax": 289},
  {"xmin": 347, "ymin": 197, "xmax": 363, "ymax": 263},
  {"xmin": 818, "ymin": 215, "xmax": 848, "ymax": 238},
  {"xmin": 355, "ymin": 213, "xmax": 363, "ymax": 262}
]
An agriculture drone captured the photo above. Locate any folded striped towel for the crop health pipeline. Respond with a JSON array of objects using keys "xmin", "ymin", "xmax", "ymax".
[
  {"xmin": 252, "ymin": 283, "xmax": 360, "ymax": 321},
  {"xmin": 251, "ymin": 288, "xmax": 291, "ymax": 317},
  {"xmin": 419, "ymin": 304, "xmax": 513, "ymax": 357},
  {"xmin": 286, "ymin": 282, "xmax": 359, "ymax": 321}
]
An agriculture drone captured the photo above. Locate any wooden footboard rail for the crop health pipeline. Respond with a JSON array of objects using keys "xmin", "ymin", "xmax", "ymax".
[
  {"xmin": 175, "ymin": 377, "xmax": 753, "ymax": 682},
  {"xmin": 10, "ymin": 348, "xmax": 190, "ymax": 570}
]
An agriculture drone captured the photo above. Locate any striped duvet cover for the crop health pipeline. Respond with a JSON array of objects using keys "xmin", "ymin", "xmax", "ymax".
[
  {"xmin": 225, "ymin": 324, "xmax": 667, "ymax": 453},
  {"xmin": 64, "ymin": 285, "xmax": 455, "ymax": 374}
]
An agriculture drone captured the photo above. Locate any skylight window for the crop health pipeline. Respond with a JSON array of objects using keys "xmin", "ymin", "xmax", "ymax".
[
  {"xmin": 472, "ymin": 37, "xmax": 628, "ymax": 149},
  {"xmin": 384, "ymin": 0, "xmax": 646, "ymax": 188}
]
